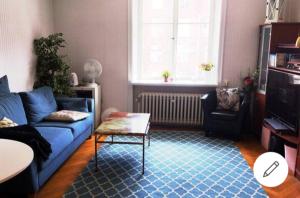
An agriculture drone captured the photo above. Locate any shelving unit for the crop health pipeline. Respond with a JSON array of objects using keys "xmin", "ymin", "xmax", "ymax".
[
  {"xmin": 254, "ymin": 23, "xmax": 300, "ymax": 136},
  {"xmin": 264, "ymin": 121, "xmax": 299, "ymax": 145},
  {"xmin": 71, "ymin": 85, "xmax": 101, "ymax": 129},
  {"xmin": 276, "ymin": 44, "xmax": 300, "ymax": 54}
]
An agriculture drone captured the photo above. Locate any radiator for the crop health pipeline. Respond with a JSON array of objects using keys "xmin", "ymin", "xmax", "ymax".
[{"xmin": 137, "ymin": 92, "xmax": 203, "ymax": 126}]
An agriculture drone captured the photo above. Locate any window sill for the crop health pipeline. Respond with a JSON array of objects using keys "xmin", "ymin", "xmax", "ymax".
[{"xmin": 130, "ymin": 80, "xmax": 218, "ymax": 87}]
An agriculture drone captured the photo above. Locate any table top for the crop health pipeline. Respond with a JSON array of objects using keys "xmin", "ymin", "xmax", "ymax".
[
  {"xmin": 95, "ymin": 112, "xmax": 150, "ymax": 136},
  {"xmin": 0, "ymin": 139, "xmax": 34, "ymax": 184}
]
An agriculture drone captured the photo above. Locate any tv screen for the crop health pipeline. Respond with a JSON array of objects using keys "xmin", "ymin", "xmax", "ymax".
[{"xmin": 266, "ymin": 69, "xmax": 298, "ymax": 132}]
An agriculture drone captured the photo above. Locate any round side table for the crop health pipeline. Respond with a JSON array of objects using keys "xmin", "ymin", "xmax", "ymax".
[{"xmin": 0, "ymin": 139, "xmax": 34, "ymax": 184}]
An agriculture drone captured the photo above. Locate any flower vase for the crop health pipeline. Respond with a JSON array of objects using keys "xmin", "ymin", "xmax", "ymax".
[{"xmin": 164, "ymin": 77, "xmax": 168, "ymax": 82}]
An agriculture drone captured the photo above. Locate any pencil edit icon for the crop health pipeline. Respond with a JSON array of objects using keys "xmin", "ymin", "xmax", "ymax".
[{"xmin": 263, "ymin": 161, "xmax": 279, "ymax": 177}]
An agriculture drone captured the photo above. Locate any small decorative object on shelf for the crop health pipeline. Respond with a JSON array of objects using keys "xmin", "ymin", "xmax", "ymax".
[
  {"xmin": 199, "ymin": 63, "xmax": 214, "ymax": 71},
  {"xmin": 70, "ymin": 72, "xmax": 79, "ymax": 87},
  {"xmin": 162, "ymin": 70, "xmax": 171, "ymax": 82},
  {"xmin": 83, "ymin": 59, "xmax": 102, "ymax": 87},
  {"xmin": 265, "ymin": 0, "xmax": 287, "ymax": 23}
]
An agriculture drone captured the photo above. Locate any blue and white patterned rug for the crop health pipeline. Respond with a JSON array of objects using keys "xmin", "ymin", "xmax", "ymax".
[{"xmin": 64, "ymin": 131, "xmax": 267, "ymax": 198}]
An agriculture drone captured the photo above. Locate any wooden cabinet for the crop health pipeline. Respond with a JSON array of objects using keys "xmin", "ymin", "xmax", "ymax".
[
  {"xmin": 254, "ymin": 92, "xmax": 266, "ymax": 136},
  {"xmin": 72, "ymin": 85, "xmax": 101, "ymax": 128},
  {"xmin": 255, "ymin": 23, "xmax": 300, "ymax": 135},
  {"xmin": 257, "ymin": 23, "xmax": 300, "ymax": 93},
  {"xmin": 257, "ymin": 25, "xmax": 271, "ymax": 93}
]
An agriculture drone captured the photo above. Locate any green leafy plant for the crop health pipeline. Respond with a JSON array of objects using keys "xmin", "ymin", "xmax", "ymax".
[
  {"xmin": 34, "ymin": 33, "xmax": 72, "ymax": 96},
  {"xmin": 199, "ymin": 63, "xmax": 214, "ymax": 71},
  {"xmin": 162, "ymin": 70, "xmax": 171, "ymax": 82},
  {"xmin": 162, "ymin": 70, "xmax": 171, "ymax": 78}
]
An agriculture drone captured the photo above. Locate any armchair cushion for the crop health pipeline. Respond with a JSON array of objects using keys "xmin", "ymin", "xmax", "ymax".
[{"xmin": 216, "ymin": 88, "xmax": 240, "ymax": 111}]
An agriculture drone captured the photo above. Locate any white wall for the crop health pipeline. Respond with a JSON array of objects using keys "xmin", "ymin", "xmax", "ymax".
[
  {"xmin": 53, "ymin": 0, "xmax": 300, "ymax": 111},
  {"xmin": 0, "ymin": 0, "xmax": 54, "ymax": 92}
]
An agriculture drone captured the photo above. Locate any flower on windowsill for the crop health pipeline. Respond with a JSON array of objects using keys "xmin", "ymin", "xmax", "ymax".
[
  {"xmin": 199, "ymin": 63, "xmax": 214, "ymax": 71},
  {"xmin": 162, "ymin": 70, "xmax": 171, "ymax": 82}
]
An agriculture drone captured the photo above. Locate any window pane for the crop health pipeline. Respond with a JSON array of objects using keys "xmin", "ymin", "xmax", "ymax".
[
  {"xmin": 175, "ymin": 24, "xmax": 209, "ymax": 80},
  {"xmin": 140, "ymin": 24, "xmax": 173, "ymax": 80},
  {"xmin": 142, "ymin": 0, "xmax": 174, "ymax": 23},
  {"xmin": 178, "ymin": 0, "xmax": 211, "ymax": 23}
]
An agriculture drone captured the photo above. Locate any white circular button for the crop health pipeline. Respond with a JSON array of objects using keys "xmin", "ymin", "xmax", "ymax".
[{"xmin": 253, "ymin": 152, "xmax": 288, "ymax": 187}]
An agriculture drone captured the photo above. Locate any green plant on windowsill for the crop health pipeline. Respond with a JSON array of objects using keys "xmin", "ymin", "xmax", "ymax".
[
  {"xmin": 34, "ymin": 33, "xmax": 72, "ymax": 96},
  {"xmin": 162, "ymin": 70, "xmax": 171, "ymax": 82},
  {"xmin": 199, "ymin": 63, "xmax": 214, "ymax": 71}
]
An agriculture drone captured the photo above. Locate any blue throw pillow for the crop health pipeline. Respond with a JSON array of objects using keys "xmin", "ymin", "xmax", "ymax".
[
  {"xmin": 20, "ymin": 86, "xmax": 57, "ymax": 124},
  {"xmin": 0, "ymin": 75, "xmax": 10, "ymax": 96},
  {"xmin": 59, "ymin": 99, "xmax": 88, "ymax": 112},
  {"xmin": 0, "ymin": 93, "xmax": 28, "ymax": 125}
]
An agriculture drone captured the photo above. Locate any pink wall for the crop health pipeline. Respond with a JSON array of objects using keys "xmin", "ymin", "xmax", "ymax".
[
  {"xmin": 0, "ymin": 0, "xmax": 54, "ymax": 92},
  {"xmin": 222, "ymin": 0, "xmax": 265, "ymax": 86},
  {"xmin": 53, "ymin": 0, "xmax": 300, "ymax": 111},
  {"xmin": 53, "ymin": 0, "xmax": 129, "ymax": 111}
]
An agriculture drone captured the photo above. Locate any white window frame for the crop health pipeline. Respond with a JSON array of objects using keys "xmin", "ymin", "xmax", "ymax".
[{"xmin": 128, "ymin": 0, "xmax": 227, "ymax": 87}]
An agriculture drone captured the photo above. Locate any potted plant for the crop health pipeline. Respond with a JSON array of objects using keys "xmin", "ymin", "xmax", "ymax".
[
  {"xmin": 242, "ymin": 68, "xmax": 259, "ymax": 96},
  {"xmin": 162, "ymin": 70, "xmax": 171, "ymax": 82},
  {"xmin": 34, "ymin": 33, "xmax": 72, "ymax": 96},
  {"xmin": 199, "ymin": 63, "xmax": 214, "ymax": 71}
]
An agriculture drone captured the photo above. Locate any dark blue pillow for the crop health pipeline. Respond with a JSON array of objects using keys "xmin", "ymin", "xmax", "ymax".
[
  {"xmin": 20, "ymin": 86, "xmax": 57, "ymax": 124},
  {"xmin": 59, "ymin": 99, "xmax": 88, "ymax": 112},
  {"xmin": 0, "ymin": 75, "xmax": 10, "ymax": 96},
  {"xmin": 0, "ymin": 93, "xmax": 28, "ymax": 125}
]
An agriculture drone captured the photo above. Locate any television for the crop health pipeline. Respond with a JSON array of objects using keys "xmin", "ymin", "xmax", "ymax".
[{"xmin": 266, "ymin": 69, "xmax": 299, "ymax": 134}]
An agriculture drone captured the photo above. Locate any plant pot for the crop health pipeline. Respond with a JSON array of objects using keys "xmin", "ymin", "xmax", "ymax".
[{"xmin": 164, "ymin": 77, "xmax": 168, "ymax": 82}]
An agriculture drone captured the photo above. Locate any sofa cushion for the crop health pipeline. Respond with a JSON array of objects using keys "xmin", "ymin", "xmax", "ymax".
[
  {"xmin": 35, "ymin": 126, "xmax": 73, "ymax": 169},
  {"xmin": 210, "ymin": 110, "xmax": 238, "ymax": 121},
  {"xmin": 58, "ymin": 98, "xmax": 88, "ymax": 112},
  {"xmin": 0, "ymin": 94, "xmax": 27, "ymax": 125},
  {"xmin": 20, "ymin": 87, "xmax": 57, "ymax": 124},
  {"xmin": 45, "ymin": 110, "xmax": 90, "ymax": 122},
  {"xmin": 0, "ymin": 117, "xmax": 18, "ymax": 128},
  {"xmin": 0, "ymin": 75, "xmax": 10, "ymax": 96},
  {"xmin": 35, "ymin": 114, "xmax": 93, "ymax": 138}
]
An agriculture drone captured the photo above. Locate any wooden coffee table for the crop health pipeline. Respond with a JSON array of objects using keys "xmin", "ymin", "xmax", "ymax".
[
  {"xmin": 0, "ymin": 139, "xmax": 34, "ymax": 184},
  {"xmin": 94, "ymin": 112, "xmax": 150, "ymax": 174}
]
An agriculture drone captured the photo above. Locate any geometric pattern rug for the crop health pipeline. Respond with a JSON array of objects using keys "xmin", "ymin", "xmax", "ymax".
[{"xmin": 64, "ymin": 131, "xmax": 267, "ymax": 198}]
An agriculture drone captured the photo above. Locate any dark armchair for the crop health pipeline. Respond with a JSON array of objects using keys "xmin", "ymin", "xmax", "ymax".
[{"xmin": 201, "ymin": 90, "xmax": 250, "ymax": 140}]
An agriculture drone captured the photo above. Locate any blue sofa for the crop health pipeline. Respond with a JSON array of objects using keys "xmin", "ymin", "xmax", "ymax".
[{"xmin": 0, "ymin": 90, "xmax": 94, "ymax": 193}]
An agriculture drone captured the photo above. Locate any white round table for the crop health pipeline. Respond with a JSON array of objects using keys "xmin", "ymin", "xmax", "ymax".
[{"xmin": 0, "ymin": 139, "xmax": 34, "ymax": 184}]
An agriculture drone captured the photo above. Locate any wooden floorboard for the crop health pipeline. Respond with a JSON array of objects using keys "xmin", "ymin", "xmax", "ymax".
[{"xmin": 32, "ymin": 132, "xmax": 300, "ymax": 198}]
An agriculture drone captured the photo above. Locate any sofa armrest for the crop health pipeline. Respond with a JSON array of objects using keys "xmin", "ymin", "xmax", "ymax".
[{"xmin": 55, "ymin": 97, "xmax": 95, "ymax": 113}]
